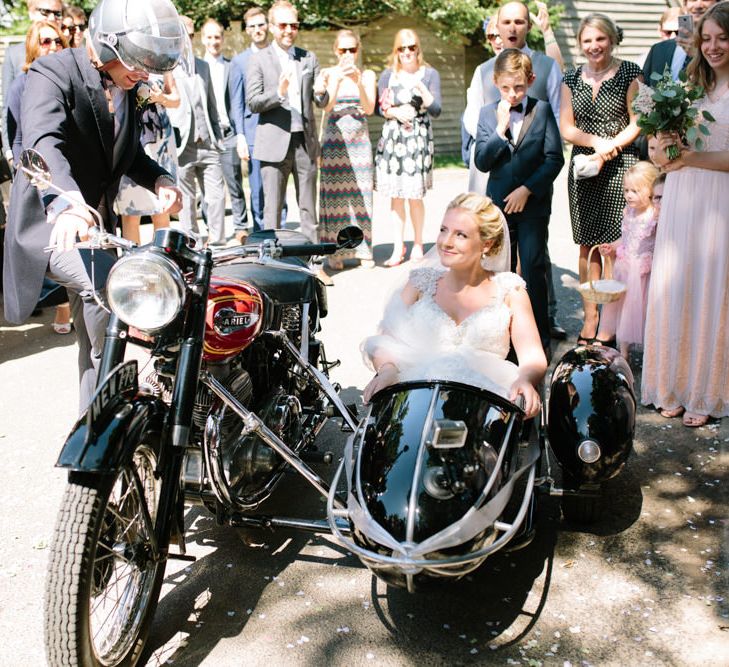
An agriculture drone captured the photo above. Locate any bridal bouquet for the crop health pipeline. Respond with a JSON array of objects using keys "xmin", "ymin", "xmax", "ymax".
[{"xmin": 632, "ymin": 67, "xmax": 714, "ymax": 160}]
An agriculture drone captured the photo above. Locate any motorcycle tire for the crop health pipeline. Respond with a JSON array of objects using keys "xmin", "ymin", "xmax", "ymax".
[
  {"xmin": 561, "ymin": 492, "xmax": 602, "ymax": 525},
  {"xmin": 45, "ymin": 434, "xmax": 165, "ymax": 667}
]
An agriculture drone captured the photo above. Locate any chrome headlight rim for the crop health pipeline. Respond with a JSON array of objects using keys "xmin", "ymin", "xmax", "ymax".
[{"xmin": 107, "ymin": 250, "xmax": 186, "ymax": 333}]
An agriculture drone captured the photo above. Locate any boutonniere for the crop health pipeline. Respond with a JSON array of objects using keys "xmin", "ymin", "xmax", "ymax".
[{"xmin": 136, "ymin": 83, "xmax": 152, "ymax": 110}]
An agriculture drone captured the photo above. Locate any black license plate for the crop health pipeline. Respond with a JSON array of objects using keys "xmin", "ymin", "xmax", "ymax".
[{"xmin": 87, "ymin": 360, "xmax": 139, "ymax": 427}]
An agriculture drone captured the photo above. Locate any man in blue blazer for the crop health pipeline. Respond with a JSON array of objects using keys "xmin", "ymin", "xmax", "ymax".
[
  {"xmin": 475, "ymin": 50, "xmax": 564, "ymax": 352},
  {"xmin": 229, "ymin": 6, "xmax": 271, "ymax": 236}
]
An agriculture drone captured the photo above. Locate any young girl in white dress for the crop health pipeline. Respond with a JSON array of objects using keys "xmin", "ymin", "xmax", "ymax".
[
  {"xmin": 362, "ymin": 193, "xmax": 546, "ymax": 418},
  {"xmin": 595, "ymin": 162, "xmax": 660, "ymax": 360}
]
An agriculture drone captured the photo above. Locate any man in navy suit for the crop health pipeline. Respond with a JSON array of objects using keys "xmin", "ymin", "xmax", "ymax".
[
  {"xmin": 643, "ymin": 0, "xmax": 719, "ymax": 81},
  {"xmin": 229, "ymin": 6, "xmax": 271, "ymax": 237},
  {"xmin": 475, "ymin": 50, "xmax": 564, "ymax": 352},
  {"xmin": 202, "ymin": 18, "xmax": 249, "ymax": 237}
]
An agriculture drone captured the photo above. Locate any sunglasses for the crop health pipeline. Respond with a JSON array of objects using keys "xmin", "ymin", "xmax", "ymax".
[
  {"xmin": 40, "ymin": 36, "xmax": 63, "ymax": 47},
  {"xmin": 397, "ymin": 44, "xmax": 418, "ymax": 53},
  {"xmin": 487, "ymin": 33, "xmax": 500, "ymax": 40},
  {"xmin": 246, "ymin": 22, "xmax": 267, "ymax": 30},
  {"xmin": 37, "ymin": 7, "xmax": 63, "ymax": 19},
  {"xmin": 64, "ymin": 23, "xmax": 86, "ymax": 35},
  {"xmin": 276, "ymin": 22, "xmax": 299, "ymax": 31},
  {"xmin": 337, "ymin": 47, "xmax": 358, "ymax": 54},
  {"xmin": 661, "ymin": 29, "xmax": 678, "ymax": 38}
]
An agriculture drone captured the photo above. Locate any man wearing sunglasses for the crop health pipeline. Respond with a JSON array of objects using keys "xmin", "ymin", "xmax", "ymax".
[
  {"xmin": 1, "ymin": 0, "xmax": 64, "ymax": 166},
  {"xmin": 229, "ymin": 6, "xmax": 276, "ymax": 239},
  {"xmin": 246, "ymin": 0, "xmax": 327, "ymax": 242},
  {"xmin": 2, "ymin": 0, "xmax": 184, "ymax": 410}
]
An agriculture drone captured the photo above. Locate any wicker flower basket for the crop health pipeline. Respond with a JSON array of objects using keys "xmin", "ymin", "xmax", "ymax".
[{"xmin": 577, "ymin": 245, "xmax": 626, "ymax": 304}]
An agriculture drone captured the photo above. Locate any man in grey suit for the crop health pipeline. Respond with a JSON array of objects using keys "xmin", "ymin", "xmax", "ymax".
[
  {"xmin": 169, "ymin": 16, "xmax": 226, "ymax": 246},
  {"xmin": 1, "ymin": 0, "xmax": 63, "ymax": 164},
  {"xmin": 201, "ymin": 18, "xmax": 249, "ymax": 236},
  {"xmin": 245, "ymin": 0, "xmax": 327, "ymax": 242}
]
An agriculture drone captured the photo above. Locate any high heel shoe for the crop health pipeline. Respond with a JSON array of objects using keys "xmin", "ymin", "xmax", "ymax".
[
  {"xmin": 410, "ymin": 244, "xmax": 424, "ymax": 262},
  {"xmin": 384, "ymin": 247, "xmax": 406, "ymax": 268}
]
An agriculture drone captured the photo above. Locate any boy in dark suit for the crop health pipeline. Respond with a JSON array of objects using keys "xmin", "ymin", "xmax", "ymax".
[{"xmin": 474, "ymin": 49, "xmax": 564, "ymax": 351}]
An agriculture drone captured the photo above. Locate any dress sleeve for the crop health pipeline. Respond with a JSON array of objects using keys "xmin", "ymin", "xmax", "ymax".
[
  {"xmin": 562, "ymin": 67, "xmax": 578, "ymax": 90},
  {"xmin": 494, "ymin": 272, "xmax": 526, "ymax": 297},
  {"xmin": 408, "ymin": 267, "xmax": 442, "ymax": 296}
]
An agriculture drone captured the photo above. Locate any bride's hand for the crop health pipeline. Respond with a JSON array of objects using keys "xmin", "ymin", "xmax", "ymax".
[
  {"xmin": 363, "ymin": 363, "xmax": 399, "ymax": 404},
  {"xmin": 509, "ymin": 378, "xmax": 542, "ymax": 419}
]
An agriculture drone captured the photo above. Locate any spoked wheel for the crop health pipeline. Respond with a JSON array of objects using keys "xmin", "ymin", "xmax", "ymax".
[{"xmin": 45, "ymin": 437, "xmax": 166, "ymax": 666}]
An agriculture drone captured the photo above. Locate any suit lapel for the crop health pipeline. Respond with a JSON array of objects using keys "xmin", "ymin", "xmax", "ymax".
[
  {"xmin": 514, "ymin": 97, "xmax": 537, "ymax": 150},
  {"xmin": 78, "ymin": 51, "xmax": 114, "ymax": 171}
]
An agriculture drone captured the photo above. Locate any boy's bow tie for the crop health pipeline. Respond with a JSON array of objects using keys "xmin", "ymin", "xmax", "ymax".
[{"xmin": 510, "ymin": 102, "xmax": 524, "ymax": 113}]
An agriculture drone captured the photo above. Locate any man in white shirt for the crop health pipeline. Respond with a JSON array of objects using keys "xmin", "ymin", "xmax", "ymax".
[
  {"xmin": 245, "ymin": 0, "xmax": 327, "ymax": 241},
  {"xmin": 201, "ymin": 19, "xmax": 249, "ymax": 237}
]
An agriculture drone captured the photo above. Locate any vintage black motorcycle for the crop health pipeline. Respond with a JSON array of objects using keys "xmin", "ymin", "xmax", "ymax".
[{"xmin": 22, "ymin": 150, "xmax": 637, "ymax": 666}]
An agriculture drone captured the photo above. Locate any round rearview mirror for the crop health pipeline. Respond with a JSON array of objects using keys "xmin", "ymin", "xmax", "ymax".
[
  {"xmin": 20, "ymin": 149, "xmax": 51, "ymax": 191},
  {"xmin": 336, "ymin": 225, "xmax": 364, "ymax": 249}
]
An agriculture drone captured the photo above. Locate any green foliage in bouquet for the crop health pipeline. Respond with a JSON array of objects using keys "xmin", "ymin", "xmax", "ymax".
[{"xmin": 632, "ymin": 66, "xmax": 715, "ymax": 160}]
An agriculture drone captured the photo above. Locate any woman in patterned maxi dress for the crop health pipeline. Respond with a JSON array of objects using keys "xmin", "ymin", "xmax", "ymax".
[
  {"xmin": 316, "ymin": 30, "xmax": 376, "ymax": 269},
  {"xmin": 560, "ymin": 14, "xmax": 641, "ymax": 344},
  {"xmin": 374, "ymin": 29, "xmax": 441, "ymax": 267},
  {"xmin": 642, "ymin": 3, "xmax": 729, "ymax": 427}
]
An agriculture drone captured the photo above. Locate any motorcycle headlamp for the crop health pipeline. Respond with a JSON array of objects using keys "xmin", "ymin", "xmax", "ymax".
[{"xmin": 107, "ymin": 251, "xmax": 185, "ymax": 332}]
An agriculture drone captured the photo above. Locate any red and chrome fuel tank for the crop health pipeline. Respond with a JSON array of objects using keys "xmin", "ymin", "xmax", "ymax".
[{"xmin": 204, "ymin": 277, "xmax": 264, "ymax": 361}]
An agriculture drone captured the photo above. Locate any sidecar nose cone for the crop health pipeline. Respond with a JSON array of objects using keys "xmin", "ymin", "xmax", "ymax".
[{"xmin": 577, "ymin": 439, "xmax": 601, "ymax": 464}]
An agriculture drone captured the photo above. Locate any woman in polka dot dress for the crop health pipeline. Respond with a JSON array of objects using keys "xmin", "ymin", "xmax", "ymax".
[{"xmin": 560, "ymin": 13, "xmax": 641, "ymax": 344}]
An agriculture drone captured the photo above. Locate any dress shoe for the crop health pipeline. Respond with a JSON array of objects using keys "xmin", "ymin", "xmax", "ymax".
[{"xmin": 549, "ymin": 317, "xmax": 567, "ymax": 340}]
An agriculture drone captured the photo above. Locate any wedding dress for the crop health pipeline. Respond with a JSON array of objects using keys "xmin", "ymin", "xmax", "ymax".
[{"xmin": 362, "ymin": 267, "xmax": 524, "ymax": 399}]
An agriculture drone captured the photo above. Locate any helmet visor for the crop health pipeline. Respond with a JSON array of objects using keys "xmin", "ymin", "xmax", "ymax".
[{"xmin": 115, "ymin": 17, "xmax": 187, "ymax": 74}]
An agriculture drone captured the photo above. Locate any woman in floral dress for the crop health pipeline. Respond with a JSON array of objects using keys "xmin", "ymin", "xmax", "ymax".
[{"xmin": 375, "ymin": 29, "xmax": 441, "ymax": 267}]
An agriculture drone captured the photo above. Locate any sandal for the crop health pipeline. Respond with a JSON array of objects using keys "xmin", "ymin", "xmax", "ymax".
[
  {"xmin": 683, "ymin": 412, "xmax": 709, "ymax": 428},
  {"xmin": 594, "ymin": 336, "xmax": 617, "ymax": 348},
  {"xmin": 660, "ymin": 406, "xmax": 684, "ymax": 418},
  {"xmin": 52, "ymin": 322, "xmax": 73, "ymax": 335},
  {"xmin": 384, "ymin": 247, "xmax": 406, "ymax": 268},
  {"xmin": 577, "ymin": 334, "xmax": 596, "ymax": 345}
]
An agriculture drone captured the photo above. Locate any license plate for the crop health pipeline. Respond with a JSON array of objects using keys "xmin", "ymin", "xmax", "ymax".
[{"xmin": 87, "ymin": 360, "xmax": 138, "ymax": 428}]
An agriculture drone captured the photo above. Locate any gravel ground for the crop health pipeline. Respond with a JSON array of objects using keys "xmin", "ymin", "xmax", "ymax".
[{"xmin": 0, "ymin": 165, "xmax": 727, "ymax": 666}]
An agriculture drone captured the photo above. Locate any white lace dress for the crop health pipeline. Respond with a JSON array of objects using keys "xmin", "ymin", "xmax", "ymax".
[{"xmin": 362, "ymin": 268, "xmax": 524, "ymax": 399}]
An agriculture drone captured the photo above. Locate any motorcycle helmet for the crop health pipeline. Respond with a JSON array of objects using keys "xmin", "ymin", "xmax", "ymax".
[{"xmin": 88, "ymin": 0, "xmax": 192, "ymax": 75}]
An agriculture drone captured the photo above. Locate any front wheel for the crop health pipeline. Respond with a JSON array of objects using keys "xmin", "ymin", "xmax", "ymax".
[{"xmin": 45, "ymin": 437, "xmax": 165, "ymax": 666}]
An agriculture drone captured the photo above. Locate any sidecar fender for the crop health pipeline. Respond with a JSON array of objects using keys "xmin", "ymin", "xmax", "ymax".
[{"xmin": 56, "ymin": 395, "xmax": 167, "ymax": 474}]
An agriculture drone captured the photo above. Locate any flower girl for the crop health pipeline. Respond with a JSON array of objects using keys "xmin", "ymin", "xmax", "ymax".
[{"xmin": 595, "ymin": 162, "xmax": 661, "ymax": 360}]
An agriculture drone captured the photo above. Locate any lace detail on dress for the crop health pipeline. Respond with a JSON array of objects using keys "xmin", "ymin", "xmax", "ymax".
[
  {"xmin": 493, "ymin": 272, "xmax": 526, "ymax": 298},
  {"xmin": 409, "ymin": 267, "xmax": 443, "ymax": 297}
]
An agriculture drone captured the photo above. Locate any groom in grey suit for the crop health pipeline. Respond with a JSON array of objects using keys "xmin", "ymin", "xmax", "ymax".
[{"xmin": 245, "ymin": 0, "xmax": 327, "ymax": 241}]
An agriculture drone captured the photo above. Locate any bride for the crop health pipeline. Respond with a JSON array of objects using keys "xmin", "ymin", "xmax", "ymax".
[{"xmin": 362, "ymin": 193, "xmax": 547, "ymax": 418}]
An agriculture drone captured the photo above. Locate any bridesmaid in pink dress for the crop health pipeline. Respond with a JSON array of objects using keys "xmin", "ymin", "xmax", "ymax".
[
  {"xmin": 596, "ymin": 161, "xmax": 660, "ymax": 360},
  {"xmin": 642, "ymin": 2, "xmax": 729, "ymax": 427}
]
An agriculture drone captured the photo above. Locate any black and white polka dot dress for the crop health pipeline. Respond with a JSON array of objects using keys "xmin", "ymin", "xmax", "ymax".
[{"xmin": 564, "ymin": 60, "xmax": 641, "ymax": 245}]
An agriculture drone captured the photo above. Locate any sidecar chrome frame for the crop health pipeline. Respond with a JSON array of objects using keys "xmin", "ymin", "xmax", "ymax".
[{"xmin": 325, "ymin": 411, "xmax": 540, "ymax": 592}]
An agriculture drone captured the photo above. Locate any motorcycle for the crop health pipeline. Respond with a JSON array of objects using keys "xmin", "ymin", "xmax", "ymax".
[{"xmin": 21, "ymin": 150, "xmax": 636, "ymax": 666}]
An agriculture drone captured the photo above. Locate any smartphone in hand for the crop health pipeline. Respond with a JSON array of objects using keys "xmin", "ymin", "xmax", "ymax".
[{"xmin": 677, "ymin": 13, "xmax": 694, "ymax": 39}]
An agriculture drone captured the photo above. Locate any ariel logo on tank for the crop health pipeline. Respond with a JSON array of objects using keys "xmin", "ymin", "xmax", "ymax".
[{"xmin": 214, "ymin": 307, "xmax": 259, "ymax": 334}]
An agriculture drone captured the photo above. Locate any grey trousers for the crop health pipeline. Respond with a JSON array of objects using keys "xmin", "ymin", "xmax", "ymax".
[
  {"xmin": 47, "ymin": 248, "xmax": 114, "ymax": 413},
  {"xmin": 260, "ymin": 133, "xmax": 318, "ymax": 242},
  {"xmin": 177, "ymin": 142, "xmax": 226, "ymax": 246}
]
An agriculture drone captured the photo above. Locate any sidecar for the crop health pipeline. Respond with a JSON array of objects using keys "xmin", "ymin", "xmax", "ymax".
[{"xmin": 327, "ymin": 345, "xmax": 636, "ymax": 591}]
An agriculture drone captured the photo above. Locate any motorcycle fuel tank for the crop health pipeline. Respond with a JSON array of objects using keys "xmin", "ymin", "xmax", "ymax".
[{"xmin": 204, "ymin": 277, "xmax": 264, "ymax": 361}]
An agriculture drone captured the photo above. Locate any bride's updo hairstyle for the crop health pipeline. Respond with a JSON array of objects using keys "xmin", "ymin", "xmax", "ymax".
[{"xmin": 446, "ymin": 193, "xmax": 505, "ymax": 257}]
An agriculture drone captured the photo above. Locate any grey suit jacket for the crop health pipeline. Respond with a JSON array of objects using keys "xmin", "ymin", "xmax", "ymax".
[
  {"xmin": 2, "ymin": 48, "xmax": 168, "ymax": 323},
  {"xmin": 1, "ymin": 42, "xmax": 25, "ymax": 156},
  {"xmin": 168, "ymin": 57, "xmax": 223, "ymax": 155},
  {"xmin": 245, "ymin": 44, "xmax": 326, "ymax": 163}
]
